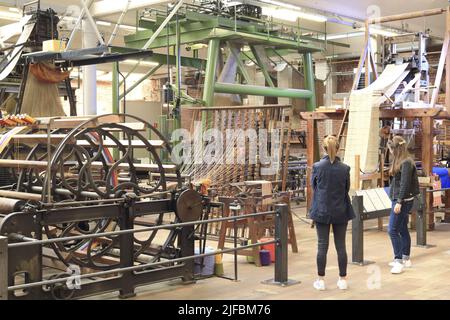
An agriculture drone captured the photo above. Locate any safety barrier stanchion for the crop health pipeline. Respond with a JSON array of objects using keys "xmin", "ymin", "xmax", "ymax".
[{"xmin": 262, "ymin": 204, "xmax": 300, "ymax": 287}]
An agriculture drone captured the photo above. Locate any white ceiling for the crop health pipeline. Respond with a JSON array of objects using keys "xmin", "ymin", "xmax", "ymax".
[
  {"xmin": 285, "ymin": 0, "xmax": 449, "ymax": 37},
  {"xmin": 0, "ymin": 0, "xmax": 448, "ymax": 65}
]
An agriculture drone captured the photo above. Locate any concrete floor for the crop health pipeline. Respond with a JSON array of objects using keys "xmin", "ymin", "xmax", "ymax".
[{"xmin": 91, "ymin": 206, "xmax": 450, "ymax": 300}]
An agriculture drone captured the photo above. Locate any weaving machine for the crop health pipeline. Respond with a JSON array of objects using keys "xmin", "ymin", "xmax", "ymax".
[{"xmin": 0, "ymin": 114, "xmax": 206, "ymax": 300}]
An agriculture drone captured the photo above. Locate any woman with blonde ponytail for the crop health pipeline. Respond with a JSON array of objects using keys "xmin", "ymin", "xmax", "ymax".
[
  {"xmin": 310, "ymin": 135, "xmax": 355, "ymax": 291},
  {"xmin": 386, "ymin": 136, "xmax": 419, "ymax": 274}
]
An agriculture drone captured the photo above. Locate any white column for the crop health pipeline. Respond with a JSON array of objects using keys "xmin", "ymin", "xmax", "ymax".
[{"xmin": 82, "ymin": 20, "xmax": 97, "ymax": 115}]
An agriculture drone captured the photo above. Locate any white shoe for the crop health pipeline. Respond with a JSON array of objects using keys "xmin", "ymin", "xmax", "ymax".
[
  {"xmin": 337, "ymin": 279, "xmax": 348, "ymax": 290},
  {"xmin": 389, "ymin": 260, "xmax": 412, "ymax": 268},
  {"xmin": 403, "ymin": 259, "xmax": 412, "ymax": 268},
  {"xmin": 313, "ymin": 279, "xmax": 326, "ymax": 291},
  {"xmin": 390, "ymin": 261, "xmax": 404, "ymax": 274}
]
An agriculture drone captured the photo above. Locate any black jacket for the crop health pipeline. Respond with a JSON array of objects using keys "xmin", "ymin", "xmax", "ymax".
[
  {"xmin": 309, "ymin": 156, "xmax": 355, "ymax": 224},
  {"xmin": 389, "ymin": 159, "xmax": 420, "ymax": 203}
]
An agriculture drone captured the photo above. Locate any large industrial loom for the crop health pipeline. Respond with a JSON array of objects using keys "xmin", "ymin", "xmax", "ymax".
[{"xmin": 0, "ymin": 114, "xmax": 208, "ymax": 300}]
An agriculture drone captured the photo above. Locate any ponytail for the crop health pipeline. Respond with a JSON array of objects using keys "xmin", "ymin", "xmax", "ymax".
[{"xmin": 323, "ymin": 135, "xmax": 339, "ymax": 163}]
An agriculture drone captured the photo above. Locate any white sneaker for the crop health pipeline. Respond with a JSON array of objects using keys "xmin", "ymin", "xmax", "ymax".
[
  {"xmin": 313, "ymin": 279, "xmax": 326, "ymax": 291},
  {"xmin": 403, "ymin": 259, "xmax": 412, "ymax": 268},
  {"xmin": 389, "ymin": 260, "xmax": 412, "ymax": 268},
  {"xmin": 390, "ymin": 261, "xmax": 404, "ymax": 274},
  {"xmin": 337, "ymin": 279, "xmax": 348, "ymax": 290}
]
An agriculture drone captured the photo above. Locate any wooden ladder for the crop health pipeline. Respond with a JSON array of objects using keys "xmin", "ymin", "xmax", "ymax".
[{"xmin": 337, "ymin": 108, "xmax": 350, "ymax": 158}]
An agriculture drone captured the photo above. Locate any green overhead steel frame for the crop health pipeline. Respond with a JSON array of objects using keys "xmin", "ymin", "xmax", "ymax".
[{"xmin": 120, "ymin": 6, "xmax": 347, "ymax": 130}]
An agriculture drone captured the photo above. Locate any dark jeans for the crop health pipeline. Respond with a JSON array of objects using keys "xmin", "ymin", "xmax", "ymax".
[
  {"xmin": 388, "ymin": 200, "xmax": 413, "ymax": 261},
  {"xmin": 315, "ymin": 222, "xmax": 348, "ymax": 277}
]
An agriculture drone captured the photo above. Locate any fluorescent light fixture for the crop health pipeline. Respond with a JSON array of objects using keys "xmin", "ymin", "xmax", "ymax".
[
  {"xmin": 358, "ymin": 25, "xmax": 399, "ymax": 37},
  {"xmin": 96, "ymin": 21, "xmax": 111, "ymax": 26},
  {"xmin": 370, "ymin": 27, "xmax": 398, "ymax": 37},
  {"xmin": 320, "ymin": 31, "xmax": 365, "ymax": 40},
  {"xmin": 296, "ymin": 11, "xmax": 327, "ymax": 22},
  {"xmin": 119, "ymin": 24, "xmax": 145, "ymax": 32},
  {"xmin": 124, "ymin": 59, "xmax": 159, "ymax": 67},
  {"xmin": 259, "ymin": 0, "xmax": 327, "ymax": 22},
  {"xmin": 262, "ymin": 7, "xmax": 299, "ymax": 22},
  {"xmin": 0, "ymin": 10, "xmax": 21, "ymax": 21}
]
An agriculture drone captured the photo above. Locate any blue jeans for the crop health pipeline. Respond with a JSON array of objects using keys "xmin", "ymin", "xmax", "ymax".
[{"xmin": 388, "ymin": 200, "xmax": 413, "ymax": 261}]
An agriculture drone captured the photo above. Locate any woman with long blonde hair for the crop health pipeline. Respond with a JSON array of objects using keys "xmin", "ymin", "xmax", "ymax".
[
  {"xmin": 387, "ymin": 136, "xmax": 419, "ymax": 274},
  {"xmin": 310, "ymin": 135, "xmax": 355, "ymax": 291}
]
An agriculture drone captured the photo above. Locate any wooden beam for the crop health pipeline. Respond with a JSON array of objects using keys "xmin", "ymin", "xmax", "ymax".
[
  {"xmin": 367, "ymin": 8, "xmax": 446, "ymax": 24},
  {"xmin": 354, "ymin": 155, "xmax": 361, "ymax": 190},
  {"xmin": 379, "ymin": 108, "xmax": 449, "ymax": 119},
  {"xmin": 299, "ymin": 111, "xmax": 345, "ymax": 121}
]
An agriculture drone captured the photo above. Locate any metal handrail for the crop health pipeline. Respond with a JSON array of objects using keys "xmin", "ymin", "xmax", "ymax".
[
  {"xmin": 8, "ymin": 240, "xmax": 277, "ymax": 292},
  {"xmin": 0, "ymin": 203, "xmax": 293, "ymax": 299},
  {"xmin": 8, "ymin": 211, "xmax": 275, "ymax": 248}
]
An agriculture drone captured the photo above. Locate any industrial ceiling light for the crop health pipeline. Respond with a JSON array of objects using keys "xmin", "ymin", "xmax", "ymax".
[
  {"xmin": 124, "ymin": 59, "xmax": 159, "ymax": 67},
  {"xmin": 0, "ymin": 9, "xmax": 21, "ymax": 21},
  {"xmin": 261, "ymin": 7, "xmax": 298, "ymax": 22},
  {"xmin": 258, "ymin": 0, "xmax": 327, "ymax": 22},
  {"xmin": 368, "ymin": 26, "xmax": 399, "ymax": 37},
  {"xmin": 96, "ymin": 21, "xmax": 112, "ymax": 26},
  {"xmin": 319, "ymin": 31, "xmax": 365, "ymax": 40}
]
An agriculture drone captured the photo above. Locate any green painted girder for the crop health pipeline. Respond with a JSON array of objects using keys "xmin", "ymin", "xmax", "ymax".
[
  {"xmin": 112, "ymin": 47, "xmax": 206, "ymax": 69},
  {"xmin": 138, "ymin": 11, "xmax": 267, "ymax": 34},
  {"xmin": 133, "ymin": 11, "xmax": 349, "ymax": 49},
  {"xmin": 125, "ymin": 27, "xmax": 324, "ymax": 52},
  {"xmin": 214, "ymin": 82, "xmax": 313, "ymax": 99}
]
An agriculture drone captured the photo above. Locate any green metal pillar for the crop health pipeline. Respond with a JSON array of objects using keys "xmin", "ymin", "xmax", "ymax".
[
  {"xmin": 119, "ymin": 64, "xmax": 161, "ymax": 100},
  {"xmin": 202, "ymin": 38, "xmax": 220, "ymax": 130},
  {"xmin": 202, "ymin": 38, "xmax": 220, "ymax": 107},
  {"xmin": 303, "ymin": 53, "xmax": 320, "ymax": 161},
  {"xmin": 303, "ymin": 52, "xmax": 317, "ymax": 111}
]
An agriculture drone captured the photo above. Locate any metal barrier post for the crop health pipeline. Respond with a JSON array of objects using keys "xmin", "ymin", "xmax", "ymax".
[
  {"xmin": 351, "ymin": 195, "xmax": 374, "ymax": 266},
  {"xmin": 415, "ymin": 188, "xmax": 434, "ymax": 248},
  {"xmin": 0, "ymin": 236, "xmax": 8, "ymax": 300},
  {"xmin": 262, "ymin": 204, "xmax": 300, "ymax": 287},
  {"xmin": 352, "ymin": 195, "xmax": 364, "ymax": 265}
]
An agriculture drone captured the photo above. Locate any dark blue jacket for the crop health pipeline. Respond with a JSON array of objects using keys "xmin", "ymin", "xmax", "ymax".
[{"xmin": 309, "ymin": 156, "xmax": 355, "ymax": 224}]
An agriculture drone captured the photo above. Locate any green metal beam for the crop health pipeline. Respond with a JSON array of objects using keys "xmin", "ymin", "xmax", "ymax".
[
  {"xmin": 214, "ymin": 82, "xmax": 313, "ymax": 99},
  {"xmin": 125, "ymin": 27, "xmax": 325, "ymax": 52},
  {"xmin": 231, "ymin": 47, "xmax": 251, "ymax": 84},
  {"xmin": 250, "ymin": 46, "xmax": 275, "ymax": 88},
  {"xmin": 303, "ymin": 52, "xmax": 317, "ymax": 111},
  {"xmin": 128, "ymin": 11, "xmax": 350, "ymax": 49},
  {"xmin": 119, "ymin": 64, "xmax": 161, "ymax": 100},
  {"xmin": 202, "ymin": 39, "xmax": 220, "ymax": 107},
  {"xmin": 112, "ymin": 47, "xmax": 206, "ymax": 69}
]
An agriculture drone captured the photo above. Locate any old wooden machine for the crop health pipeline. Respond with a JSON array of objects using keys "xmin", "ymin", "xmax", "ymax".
[{"xmin": 0, "ymin": 114, "xmax": 205, "ymax": 300}]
